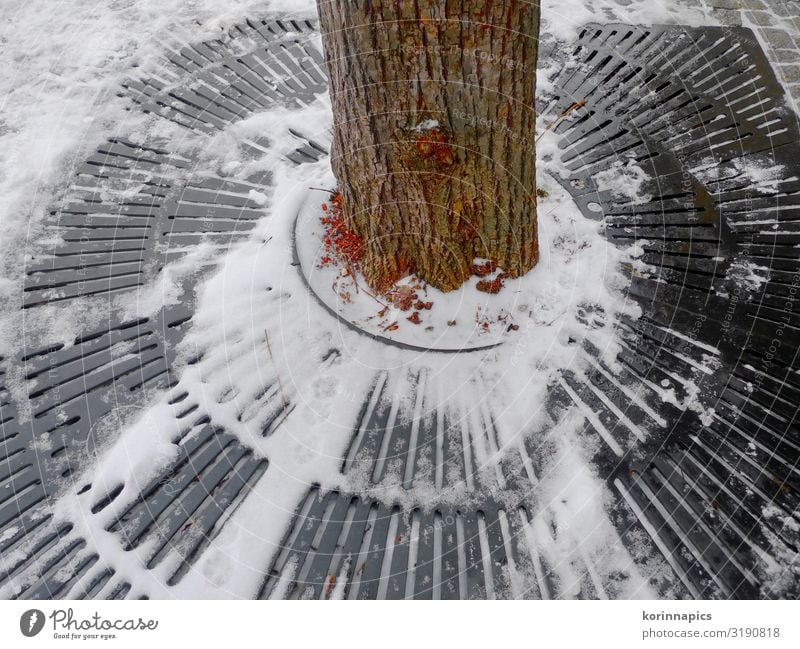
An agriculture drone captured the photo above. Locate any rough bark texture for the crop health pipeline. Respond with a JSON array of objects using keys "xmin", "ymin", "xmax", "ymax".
[{"xmin": 317, "ymin": 0, "xmax": 540, "ymax": 292}]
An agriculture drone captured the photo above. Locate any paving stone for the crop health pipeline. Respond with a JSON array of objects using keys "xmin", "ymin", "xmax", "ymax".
[
  {"xmin": 777, "ymin": 63, "xmax": 800, "ymax": 83},
  {"xmin": 767, "ymin": 3, "xmax": 797, "ymax": 17},
  {"xmin": 742, "ymin": 0, "xmax": 770, "ymax": 9},
  {"xmin": 711, "ymin": 8, "xmax": 745, "ymax": 25},
  {"xmin": 785, "ymin": 16, "xmax": 800, "ymax": 33},
  {"xmin": 745, "ymin": 9, "xmax": 778, "ymax": 25},
  {"xmin": 710, "ymin": 0, "xmax": 745, "ymax": 8},
  {"xmin": 773, "ymin": 48, "xmax": 800, "ymax": 63},
  {"xmin": 759, "ymin": 26, "xmax": 798, "ymax": 48}
]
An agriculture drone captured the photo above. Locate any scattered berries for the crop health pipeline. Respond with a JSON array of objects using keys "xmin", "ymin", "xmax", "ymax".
[
  {"xmin": 386, "ymin": 285, "xmax": 418, "ymax": 311},
  {"xmin": 476, "ymin": 275, "xmax": 506, "ymax": 294},
  {"xmin": 472, "ymin": 259, "xmax": 497, "ymax": 277},
  {"xmin": 415, "ymin": 128, "xmax": 454, "ymax": 166},
  {"xmin": 319, "ymin": 192, "xmax": 364, "ymax": 271}
]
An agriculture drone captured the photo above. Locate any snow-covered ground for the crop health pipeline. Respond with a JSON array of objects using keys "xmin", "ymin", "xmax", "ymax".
[
  {"xmin": 1, "ymin": 0, "xmax": 797, "ymax": 599},
  {"xmin": 0, "ymin": 0, "xmax": 313, "ymax": 348},
  {"xmin": 2, "ymin": 0, "xmax": 790, "ymax": 352},
  {"xmin": 0, "ymin": 0, "xmax": 710, "ymax": 309}
]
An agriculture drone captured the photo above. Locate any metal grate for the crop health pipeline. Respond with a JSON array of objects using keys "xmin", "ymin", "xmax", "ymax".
[
  {"xmin": 259, "ymin": 488, "xmax": 557, "ymax": 600},
  {"xmin": 121, "ymin": 18, "xmax": 327, "ymax": 134},
  {"xmin": 543, "ymin": 24, "xmax": 800, "ymax": 598},
  {"xmin": 1, "ymin": 19, "xmax": 797, "ymax": 599}
]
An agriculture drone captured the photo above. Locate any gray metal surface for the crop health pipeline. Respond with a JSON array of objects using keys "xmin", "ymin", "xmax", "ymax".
[
  {"xmin": 260, "ymin": 24, "xmax": 800, "ymax": 599},
  {"xmin": 122, "ymin": 18, "xmax": 327, "ymax": 135},
  {"xmin": 545, "ymin": 24, "xmax": 800, "ymax": 598},
  {"xmin": 2, "ymin": 17, "xmax": 321, "ymax": 599},
  {"xmin": 1, "ymin": 18, "xmax": 797, "ymax": 599}
]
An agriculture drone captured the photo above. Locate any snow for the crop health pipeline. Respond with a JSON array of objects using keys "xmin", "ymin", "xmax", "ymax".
[
  {"xmin": 248, "ymin": 189, "xmax": 270, "ymax": 206},
  {"xmin": 540, "ymin": 0, "xmax": 708, "ymax": 43},
  {"xmin": 0, "ymin": 0, "xmax": 317, "ymax": 357},
  {"xmin": 1, "ymin": 0, "xmax": 789, "ymax": 600},
  {"xmin": 592, "ymin": 157, "xmax": 651, "ymax": 202},
  {"xmin": 297, "ymin": 166, "xmax": 635, "ymax": 350},
  {"xmin": 412, "ymin": 119, "xmax": 442, "ymax": 132},
  {"xmin": 29, "ymin": 85, "xmax": 649, "ymax": 597},
  {"xmin": 694, "ymin": 153, "xmax": 789, "ymax": 195},
  {"xmin": 522, "ymin": 409, "xmax": 657, "ymax": 598},
  {"xmin": 725, "ymin": 259, "xmax": 771, "ymax": 293}
]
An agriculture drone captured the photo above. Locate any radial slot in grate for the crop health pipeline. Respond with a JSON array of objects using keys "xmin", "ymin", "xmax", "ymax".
[
  {"xmin": 0, "ymin": 306, "xmax": 195, "ymax": 597},
  {"xmin": 339, "ymin": 370, "xmax": 559, "ymax": 498},
  {"xmin": 543, "ymin": 23, "xmax": 800, "ymax": 598},
  {"xmin": 265, "ymin": 23, "xmax": 800, "ymax": 600},
  {"xmin": 5, "ymin": 20, "xmax": 799, "ymax": 600},
  {"xmin": 98, "ymin": 417, "xmax": 268, "ymax": 587},
  {"xmin": 0, "ymin": 505, "xmax": 141, "ymax": 601},
  {"xmin": 24, "ymin": 138, "xmax": 272, "ymax": 309},
  {"xmin": 259, "ymin": 487, "xmax": 573, "ymax": 600},
  {"xmin": 121, "ymin": 18, "xmax": 327, "ymax": 134}
]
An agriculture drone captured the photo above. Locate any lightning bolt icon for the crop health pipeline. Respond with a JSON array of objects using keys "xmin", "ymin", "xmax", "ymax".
[{"xmin": 28, "ymin": 612, "xmax": 38, "ymax": 633}]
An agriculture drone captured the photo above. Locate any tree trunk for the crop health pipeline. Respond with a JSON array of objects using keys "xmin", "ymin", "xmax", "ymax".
[{"xmin": 317, "ymin": 0, "xmax": 540, "ymax": 293}]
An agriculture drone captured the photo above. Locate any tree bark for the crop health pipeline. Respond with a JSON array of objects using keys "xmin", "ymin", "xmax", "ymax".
[{"xmin": 317, "ymin": 0, "xmax": 540, "ymax": 292}]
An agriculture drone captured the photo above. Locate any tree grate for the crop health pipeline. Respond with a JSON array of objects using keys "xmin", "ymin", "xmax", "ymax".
[
  {"xmin": 1, "ymin": 19, "xmax": 798, "ymax": 599},
  {"xmin": 544, "ymin": 24, "xmax": 800, "ymax": 598}
]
